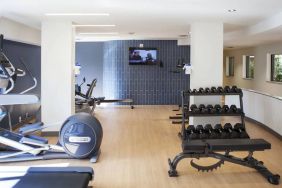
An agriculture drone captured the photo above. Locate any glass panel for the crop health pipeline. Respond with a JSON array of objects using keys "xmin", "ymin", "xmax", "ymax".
[
  {"xmin": 271, "ymin": 54, "xmax": 282, "ymax": 82},
  {"xmin": 229, "ymin": 56, "xmax": 234, "ymax": 76},
  {"xmin": 246, "ymin": 55, "xmax": 254, "ymax": 78}
]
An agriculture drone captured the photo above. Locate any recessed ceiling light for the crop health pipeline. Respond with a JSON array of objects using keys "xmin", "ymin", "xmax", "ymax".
[
  {"xmin": 128, "ymin": 32, "xmax": 135, "ymax": 35},
  {"xmin": 228, "ymin": 9, "xmax": 237, "ymax": 12},
  {"xmin": 79, "ymin": 32, "xmax": 119, "ymax": 35},
  {"xmin": 75, "ymin": 36, "xmax": 121, "ymax": 41},
  {"xmin": 73, "ymin": 24, "xmax": 116, "ymax": 27},
  {"xmin": 45, "ymin": 13, "xmax": 110, "ymax": 16},
  {"xmin": 179, "ymin": 35, "xmax": 188, "ymax": 38}
]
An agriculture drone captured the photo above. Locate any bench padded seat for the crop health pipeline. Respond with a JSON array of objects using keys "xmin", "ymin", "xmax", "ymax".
[{"xmin": 182, "ymin": 139, "xmax": 271, "ymax": 152}]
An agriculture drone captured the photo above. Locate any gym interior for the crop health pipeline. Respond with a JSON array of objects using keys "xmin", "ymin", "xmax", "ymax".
[{"xmin": 0, "ymin": 1, "xmax": 281, "ymax": 188}]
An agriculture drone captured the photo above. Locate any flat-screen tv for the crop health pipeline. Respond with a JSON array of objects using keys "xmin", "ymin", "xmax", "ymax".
[{"xmin": 129, "ymin": 47, "xmax": 157, "ymax": 65}]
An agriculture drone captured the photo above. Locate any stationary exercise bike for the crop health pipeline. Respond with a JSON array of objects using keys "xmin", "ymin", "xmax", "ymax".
[{"xmin": 75, "ymin": 77, "xmax": 134, "ymax": 113}]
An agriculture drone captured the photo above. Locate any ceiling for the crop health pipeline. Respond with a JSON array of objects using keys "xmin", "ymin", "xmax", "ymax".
[{"xmin": 1, "ymin": 0, "xmax": 282, "ymax": 47}]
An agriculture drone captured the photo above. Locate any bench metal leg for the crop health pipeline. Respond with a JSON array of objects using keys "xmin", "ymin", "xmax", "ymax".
[
  {"xmin": 168, "ymin": 152, "xmax": 199, "ymax": 177},
  {"xmin": 168, "ymin": 151, "xmax": 280, "ymax": 185},
  {"xmin": 211, "ymin": 152, "xmax": 280, "ymax": 185}
]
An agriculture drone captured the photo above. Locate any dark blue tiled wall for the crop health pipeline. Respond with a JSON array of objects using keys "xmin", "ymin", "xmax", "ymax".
[{"xmin": 103, "ymin": 40, "xmax": 190, "ymax": 105}]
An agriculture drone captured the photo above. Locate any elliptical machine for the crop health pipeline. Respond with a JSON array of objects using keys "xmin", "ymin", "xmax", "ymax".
[
  {"xmin": 0, "ymin": 34, "xmax": 39, "ymax": 130},
  {"xmin": 0, "ymin": 34, "xmax": 103, "ymax": 163},
  {"xmin": 0, "ymin": 113, "xmax": 103, "ymax": 163}
]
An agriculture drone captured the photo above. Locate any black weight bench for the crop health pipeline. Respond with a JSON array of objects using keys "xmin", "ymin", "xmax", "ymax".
[
  {"xmin": 182, "ymin": 138, "xmax": 271, "ymax": 152},
  {"xmin": 168, "ymin": 139, "xmax": 280, "ymax": 185},
  {"xmin": 0, "ymin": 167, "xmax": 94, "ymax": 188}
]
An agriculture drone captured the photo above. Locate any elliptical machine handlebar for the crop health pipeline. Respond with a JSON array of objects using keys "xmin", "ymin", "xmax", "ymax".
[
  {"xmin": 19, "ymin": 58, "xmax": 37, "ymax": 94},
  {"xmin": 0, "ymin": 34, "xmax": 3, "ymax": 52},
  {"xmin": 0, "ymin": 34, "xmax": 37, "ymax": 94}
]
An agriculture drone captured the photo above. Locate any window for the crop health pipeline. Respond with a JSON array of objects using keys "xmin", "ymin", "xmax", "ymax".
[
  {"xmin": 225, "ymin": 56, "xmax": 234, "ymax": 76},
  {"xmin": 271, "ymin": 54, "xmax": 282, "ymax": 82},
  {"xmin": 243, "ymin": 55, "xmax": 254, "ymax": 79}
]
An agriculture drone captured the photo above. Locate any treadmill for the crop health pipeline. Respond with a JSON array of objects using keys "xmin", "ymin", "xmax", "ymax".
[{"xmin": 0, "ymin": 166, "xmax": 94, "ymax": 188}]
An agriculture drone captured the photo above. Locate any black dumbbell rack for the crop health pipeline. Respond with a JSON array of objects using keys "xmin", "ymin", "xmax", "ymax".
[
  {"xmin": 179, "ymin": 89, "xmax": 245, "ymax": 140},
  {"xmin": 168, "ymin": 87, "xmax": 280, "ymax": 185}
]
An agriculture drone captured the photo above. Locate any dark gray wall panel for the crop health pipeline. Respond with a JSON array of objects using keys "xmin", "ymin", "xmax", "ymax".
[
  {"xmin": 75, "ymin": 42, "xmax": 104, "ymax": 97},
  {"xmin": 0, "ymin": 40, "xmax": 41, "ymax": 129},
  {"xmin": 3, "ymin": 40, "xmax": 41, "ymax": 95}
]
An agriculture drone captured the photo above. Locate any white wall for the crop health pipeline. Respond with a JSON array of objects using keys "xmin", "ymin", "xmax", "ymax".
[
  {"xmin": 224, "ymin": 42, "xmax": 282, "ymax": 97},
  {"xmin": 0, "ymin": 17, "xmax": 40, "ymax": 45},
  {"xmin": 190, "ymin": 22, "xmax": 223, "ymax": 125},
  {"xmin": 190, "ymin": 22, "xmax": 223, "ymax": 89},
  {"xmin": 225, "ymin": 89, "xmax": 282, "ymax": 136},
  {"xmin": 41, "ymin": 20, "xmax": 75, "ymax": 132}
]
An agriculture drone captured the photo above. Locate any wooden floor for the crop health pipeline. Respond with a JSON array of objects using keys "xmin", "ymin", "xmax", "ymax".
[{"xmin": 2, "ymin": 106, "xmax": 282, "ymax": 187}]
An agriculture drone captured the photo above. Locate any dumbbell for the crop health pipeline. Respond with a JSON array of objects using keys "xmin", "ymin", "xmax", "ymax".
[
  {"xmin": 204, "ymin": 87, "xmax": 211, "ymax": 93},
  {"xmin": 214, "ymin": 124, "xmax": 225, "ymax": 139},
  {"xmin": 228, "ymin": 105, "xmax": 241, "ymax": 113},
  {"xmin": 196, "ymin": 125, "xmax": 208, "ymax": 139},
  {"xmin": 220, "ymin": 105, "xmax": 229, "ymax": 113},
  {"xmin": 224, "ymin": 86, "xmax": 231, "ymax": 93},
  {"xmin": 217, "ymin": 86, "xmax": 224, "ymax": 93},
  {"xmin": 211, "ymin": 87, "xmax": 217, "ymax": 93},
  {"xmin": 191, "ymin": 89, "xmax": 197, "ymax": 94},
  {"xmin": 186, "ymin": 89, "xmax": 192, "ymax": 94},
  {"xmin": 190, "ymin": 104, "xmax": 200, "ymax": 113},
  {"xmin": 233, "ymin": 123, "xmax": 249, "ymax": 138},
  {"xmin": 183, "ymin": 105, "xmax": 189, "ymax": 111},
  {"xmin": 228, "ymin": 105, "xmax": 235, "ymax": 113},
  {"xmin": 198, "ymin": 104, "xmax": 206, "ymax": 113},
  {"xmin": 201, "ymin": 104, "xmax": 212, "ymax": 113},
  {"xmin": 206, "ymin": 104, "xmax": 214, "ymax": 113},
  {"xmin": 223, "ymin": 123, "xmax": 237, "ymax": 139},
  {"xmin": 198, "ymin": 87, "xmax": 205, "ymax": 93},
  {"xmin": 204, "ymin": 124, "xmax": 217, "ymax": 139},
  {"xmin": 230, "ymin": 85, "xmax": 237, "ymax": 93},
  {"xmin": 231, "ymin": 85, "xmax": 242, "ymax": 93},
  {"xmin": 210, "ymin": 104, "xmax": 221, "ymax": 114},
  {"xmin": 186, "ymin": 125, "xmax": 198, "ymax": 140}
]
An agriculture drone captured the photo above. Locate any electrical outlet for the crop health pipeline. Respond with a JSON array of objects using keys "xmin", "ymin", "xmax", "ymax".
[{"xmin": 19, "ymin": 116, "xmax": 22, "ymax": 123}]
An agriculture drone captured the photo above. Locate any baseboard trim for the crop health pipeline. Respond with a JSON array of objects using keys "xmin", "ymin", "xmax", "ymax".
[
  {"xmin": 245, "ymin": 116, "xmax": 282, "ymax": 140},
  {"xmin": 41, "ymin": 131, "xmax": 59, "ymax": 137}
]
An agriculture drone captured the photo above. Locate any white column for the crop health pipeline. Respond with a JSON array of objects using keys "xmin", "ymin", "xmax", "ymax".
[
  {"xmin": 190, "ymin": 22, "xmax": 223, "ymax": 125},
  {"xmin": 41, "ymin": 20, "xmax": 75, "ymax": 132}
]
